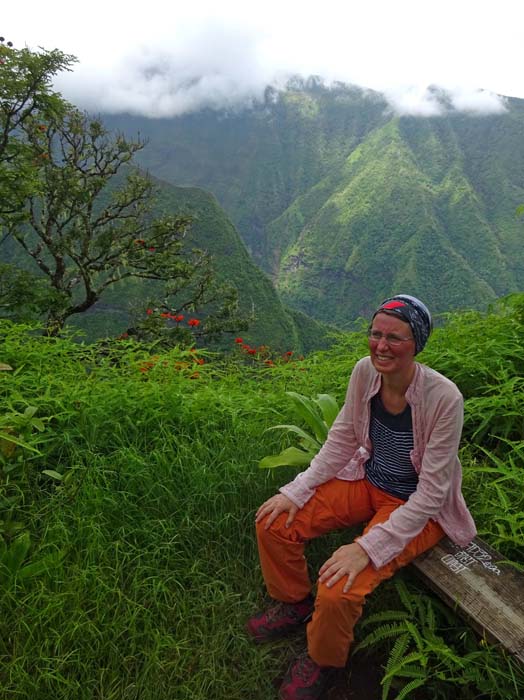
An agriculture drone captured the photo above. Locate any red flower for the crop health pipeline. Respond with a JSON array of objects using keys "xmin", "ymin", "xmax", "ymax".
[
  {"xmin": 247, "ymin": 348, "xmax": 257, "ymax": 355},
  {"xmin": 264, "ymin": 359, "xmax": 274, "ymax": 366},
  {"xmin": 134, "ymin": 238, "xmax": 145, "ymax": 245},
  {"xmin": 148, "ymin": 247, "xmax": 156, "ymax": 252},
  {"xmin": 119, "ymin": 332, "xmax": 129, "ymax": 339},
  {"xmin": 285, "ymin": 351, "xmax": 293, "ymax": 356},
  {"xmin": 146, "ymin": 308, "xmax": 153, "ymax": 316},
  {"xmin": 160, "ymin": 313, "xmax": 169, "ymax": 318},
  {"xmin": 235, "ymin": 337, "xmax": 243, "ymax": 344},
  {"xmin": 189, "ymin": 371, "xmax": 200, "ymax": 379},
  {"xmin": 195, "ymin": 358, "xmax": 205, "ymax": 365},
  {"xmin": 175, "ymin": 314, "xmax": 184, "ymax": 322},
  {"xmin": 188, "ymin": 318, "xmax": 200, "ymax": 327}
]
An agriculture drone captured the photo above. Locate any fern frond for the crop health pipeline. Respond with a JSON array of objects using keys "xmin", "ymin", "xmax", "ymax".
[
  {"xmin": 394, "ymin": 578, "xmax": 415, "ymax": 615},
  {"xmin": 358, "ymin": 609, "xmax": 410, "ymax": 629},
  {"xmin": 405, "ymin": 620, "xmax": 425, "ymax": 654},
  {"xmin": 354, "ymin": 623, "xmax": 408, "ymax": 652},
  {"xmin": 392, "ymin": 677, "xmax": 427, "ymax": 700}
]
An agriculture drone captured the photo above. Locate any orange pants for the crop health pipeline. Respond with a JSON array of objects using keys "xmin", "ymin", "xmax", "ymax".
[{"xmin": 256, "ymin": 478, "xmax": 444, "ymax": 667}]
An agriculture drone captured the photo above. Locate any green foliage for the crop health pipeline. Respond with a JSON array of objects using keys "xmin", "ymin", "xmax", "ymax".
[
  {"xmin": 0, "ymin": 40, "xmax": 76, "ymax": 215},
  {"xmin": 0, "ymin": 262, "xmax": 66, "ymax": 319},
  {"xmin": 355, "ymin": 577, "xmax": 524, "ymax": 700},
  {"xmin": 259, "ymin": 391, "xmax": 340, "ymax": 468},
  {"xmin": 0, "ymin": 295, "xmax": 523, "ymax": 698}
]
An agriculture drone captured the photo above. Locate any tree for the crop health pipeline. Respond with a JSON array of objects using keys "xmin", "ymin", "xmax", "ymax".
[
  {"xmin": 0, "ymin": 37, "xmax": 76, "ymax": 217},
  {"xmin": 0, "ymin": 41, "xmax": 248, "ymax": 341}
]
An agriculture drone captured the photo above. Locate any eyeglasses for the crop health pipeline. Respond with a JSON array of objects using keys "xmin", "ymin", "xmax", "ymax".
[{"xmin": 367, "ymin": 330, "xmax": 414, "ymax": 346}]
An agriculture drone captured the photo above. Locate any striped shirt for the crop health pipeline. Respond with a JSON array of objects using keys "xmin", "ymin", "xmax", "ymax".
[{"xmin": 365, "ymin": 393, "xmax": 418, "ymax": 500}]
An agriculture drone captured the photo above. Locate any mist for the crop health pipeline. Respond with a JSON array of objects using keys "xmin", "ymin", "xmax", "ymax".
[{"xmin": 6, "ymin": 0, "xmax": 520, "ymax": 118}]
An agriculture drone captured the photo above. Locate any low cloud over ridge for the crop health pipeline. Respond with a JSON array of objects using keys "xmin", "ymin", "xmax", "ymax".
[{"xmin": 8, "ymin": 0, "xmax": 517, "ymax": 119}]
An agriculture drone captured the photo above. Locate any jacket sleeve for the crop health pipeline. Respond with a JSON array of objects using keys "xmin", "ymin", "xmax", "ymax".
[
  {"xmin": 357, "ymin": 389, "xmax": 464, "ymax": 569},
  {"xmin": 279, "ymin": 360, "xmax": 364, "ymax": 508}
]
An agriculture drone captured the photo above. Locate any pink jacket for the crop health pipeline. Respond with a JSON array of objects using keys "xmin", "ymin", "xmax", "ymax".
[{"xmin": 280, "ymin": 357, "xmax": 477, "ymax": 569}]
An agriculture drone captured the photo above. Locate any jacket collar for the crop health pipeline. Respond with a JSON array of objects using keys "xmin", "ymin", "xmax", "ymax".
[{"xmin": 366, "ymin": 359, "xmax": 422, "ymax": 406}]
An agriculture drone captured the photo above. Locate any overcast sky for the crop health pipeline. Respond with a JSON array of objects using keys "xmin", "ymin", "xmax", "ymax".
[{"xmin": 4, "ymin": 0, "xmax": 524, "ymax": 117}]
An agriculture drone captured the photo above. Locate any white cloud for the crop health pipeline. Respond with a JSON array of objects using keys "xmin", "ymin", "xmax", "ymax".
[{"xmin": 4, "ymin": 0, "xmax": 523, "ymax": 117}]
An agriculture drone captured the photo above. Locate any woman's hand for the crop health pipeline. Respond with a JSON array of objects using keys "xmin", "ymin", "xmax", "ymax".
[
  {"xmin": 318, "ymin": 542, "xmax": 370, "ymax": 593},
  {"xmin": 255, "ymin": 494, "xmax": 299, "ymax": 530}
]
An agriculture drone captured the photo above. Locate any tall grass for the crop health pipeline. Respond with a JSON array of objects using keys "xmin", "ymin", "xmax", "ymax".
[{"xmin": 0, "ymin": 294, "xmax": 523, "ymax": 699}]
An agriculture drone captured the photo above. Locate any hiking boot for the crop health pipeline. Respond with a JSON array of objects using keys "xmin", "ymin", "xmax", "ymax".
[
  {"xmin": 246, "ymin": 595, "xmax": 314, "ymax": 643},
  {"xmin": 279, "ymin": 653, "xmax": 332, "ymax": 700}
]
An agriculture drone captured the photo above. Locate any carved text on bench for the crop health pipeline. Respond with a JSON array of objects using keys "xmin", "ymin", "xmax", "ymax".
[{"xmin": 440, "ymin": 542, "xmax": 501, "ymax": 576}]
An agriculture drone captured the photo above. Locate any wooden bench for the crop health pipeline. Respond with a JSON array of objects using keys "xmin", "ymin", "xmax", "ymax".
[{"xmin": 412, "ymin": 537, "xmax": 524, "ymax": 663}]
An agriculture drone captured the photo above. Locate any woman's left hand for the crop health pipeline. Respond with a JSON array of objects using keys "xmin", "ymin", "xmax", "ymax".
[{"xmin": 318, "ymin": 542, "xmax": 370, "ymax": 593}]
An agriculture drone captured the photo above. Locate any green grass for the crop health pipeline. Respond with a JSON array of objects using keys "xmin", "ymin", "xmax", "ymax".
[{"xmin": 0, "ymin": 295, "xmax": 523, "ymax": 699}]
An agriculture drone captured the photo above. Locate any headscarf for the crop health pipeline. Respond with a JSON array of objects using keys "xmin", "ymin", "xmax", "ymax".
[{"xmin": 372, "ymin": 294, "xmax": 432, "ymax": 354}]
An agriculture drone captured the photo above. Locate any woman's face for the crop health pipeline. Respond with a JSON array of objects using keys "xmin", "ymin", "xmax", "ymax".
[{"xmin": 368, "ymin": 312, "xmax": 416, "ymax": 378}]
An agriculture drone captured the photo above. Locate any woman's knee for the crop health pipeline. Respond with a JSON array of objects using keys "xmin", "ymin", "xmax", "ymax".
[
  {"xmin": 255, "ymin": 512, "xmax": 296, "ymax": 544},
  {"xmin": 315, "ymin": 579, "xmax": 357, "ymax": 610}
]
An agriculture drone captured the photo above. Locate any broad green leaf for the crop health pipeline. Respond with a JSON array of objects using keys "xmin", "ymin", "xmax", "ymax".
[
  {"xmin": 313, "ymin": 394, "xmax": 340, "ymax": 428},
  {"xmin": 42, "ymin": 470, "xmax": 64, "ymax": 481},
  {"xmin": 17, "ymin": 550, "xmax": 64, "ymax": 580},
  {"xmin": 265, "ymin": 424, "xmax": 320, "ymax": 450},
  {"xmin": 259, "ymin": 446, "xmax": 313, "ymax": 469},
  {"xmin": 286, "ymin": 392, "xmax": 328, "ymax": 443},
  {"xmin": 31, "ymin": 418, "xmax": 46, "ymax": 432},
  {"xmin": 23, "ymin": 406, "xmax": 38, "ymax": 419},
  {"xmin": 3, "ymin": 531, "xmax": 31, "ymax": 575},
  {"xmin": 0, "ymin": 432, "xmax": 41, "ymax": 454}
]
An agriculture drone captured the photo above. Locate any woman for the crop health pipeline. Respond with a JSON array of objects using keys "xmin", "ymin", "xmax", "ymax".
[{"xmin": 247, "ymin": 294, "xmax": 476, "ymax": 700}]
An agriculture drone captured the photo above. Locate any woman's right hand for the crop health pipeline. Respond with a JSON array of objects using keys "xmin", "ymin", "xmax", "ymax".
[{"xmin": 255, "ymin": 493, "xmax": 299, "ymax": 530}]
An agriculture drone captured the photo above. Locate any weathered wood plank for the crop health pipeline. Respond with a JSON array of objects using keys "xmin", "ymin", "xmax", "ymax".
[{"xmin": 411, "ymin": 537, "xmax": 524, "ymax": 663}]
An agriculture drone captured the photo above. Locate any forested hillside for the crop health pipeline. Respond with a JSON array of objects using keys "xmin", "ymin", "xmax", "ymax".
[
  {"xmin": 69, "ymin": 178, "xmax": 334, "ymax": 351},
  {"xmin": 2, "ymin": 174, "xmax": 332, "ymax": 352},
  {"xmin": 103, "ymin": 81, "xmax": 524, "ymax": 326}
]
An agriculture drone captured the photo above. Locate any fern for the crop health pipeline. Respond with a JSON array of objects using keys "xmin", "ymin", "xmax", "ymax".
[
  {"xmin": 354, "ymin": 623, "xmax": 409, "ymax": 651},
  {"xmin": 381, "ymin": 634, "xmax": 409, "ymax": 699},
  {"xmin": 358, "ymin": 609, "xmax": 411, "ymax": 629},
  {"xmin": 392, "ymin": 677, "xmax": 427, "ymax": 700}
]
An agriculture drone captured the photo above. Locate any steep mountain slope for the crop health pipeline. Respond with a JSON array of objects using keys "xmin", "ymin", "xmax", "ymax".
[
  {"xmin": 102, "ymin": 82, "xmax": 524, "ymax": 325},
  {"xmin": 1, "ymin": 175, "xmax": 333, "ymax": 351}
]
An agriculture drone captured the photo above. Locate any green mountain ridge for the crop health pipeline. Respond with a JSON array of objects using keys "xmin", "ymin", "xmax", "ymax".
[
  {"xmin": 102, "ymin": 82, "xmax": 524, "ymax": 325},
  {"xmin": 1, "ymin": 174, "xmax": 333, "ymax": 351}
]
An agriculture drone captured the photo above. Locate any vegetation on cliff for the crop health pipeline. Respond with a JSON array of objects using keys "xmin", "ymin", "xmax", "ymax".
[{"xmin": 103, "ymin": 81, "xmax": 524, "ymax": 325}]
